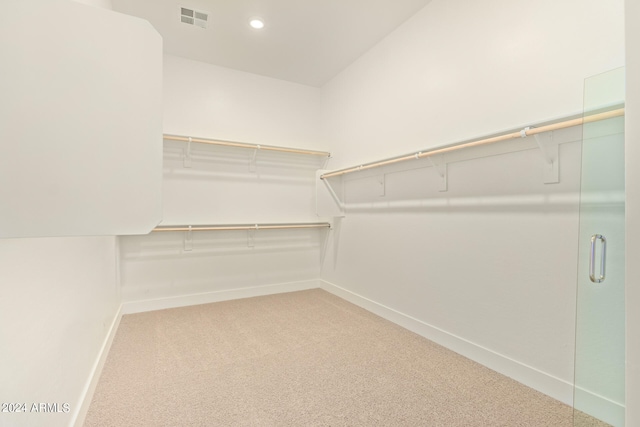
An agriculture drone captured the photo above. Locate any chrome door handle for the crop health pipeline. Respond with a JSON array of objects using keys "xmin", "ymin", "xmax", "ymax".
[{"xmin": 589, "ymin": 234, "xmax": 607, "ymax": 283}]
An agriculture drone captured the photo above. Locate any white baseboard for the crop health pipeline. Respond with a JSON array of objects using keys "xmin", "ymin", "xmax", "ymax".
[
  {"xmin": 319, "ymin": 279, "xmax": 575, "ymax": 407},
  {"xmin": 72, "ymin": 303, "xmax": 123, "ymax": 427},
  {"xmin": 575, "ymin": 386, "xmax": 625, "ymax": 427},
  {"xmin": 121, "ymin": 280, "xmax": 322, "ymax": 314}
]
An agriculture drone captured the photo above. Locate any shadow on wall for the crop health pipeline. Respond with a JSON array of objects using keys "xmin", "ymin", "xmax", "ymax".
[
  {"xmin": 323, "ymin": 115, "xmax": 625, "ymax": 216},
  {"xmin": 118, "ymin": 227, "xmax": 330, "ymax": 302},
  {"xmin": 119, "ymin": 227, "xmax": 330, "ymax": 261},
  {"xmin": 163, "ymin": 140, "xmax": 329, "ymax": 184},
  {"xmin": 160, "ymin": 140, "xmax": 327, "ymax": 225},
  {"xmin": 326, "ymin": 139, "xmax": 586, "ymax": 215}
]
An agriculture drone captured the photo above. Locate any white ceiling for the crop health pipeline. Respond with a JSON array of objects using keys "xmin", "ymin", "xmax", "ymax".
[{"xmin": 111, "ymin": 0, "xmax": 432, "ymax": 87}]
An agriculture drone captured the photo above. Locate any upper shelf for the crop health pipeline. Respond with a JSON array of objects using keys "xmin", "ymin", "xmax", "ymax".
[
  {"xmin": 320, "ymin": 108, "xmax": 625, "ymax": 180},
  {"xmin": 153, "ymin": 222, "xmax": 331, "ymax": 232},
  {"xmin": 164, "ymin": 134, "xmax": 331, "ymax": 158}
]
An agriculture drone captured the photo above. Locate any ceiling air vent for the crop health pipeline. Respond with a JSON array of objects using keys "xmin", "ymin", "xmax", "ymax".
[{"xmin": 181, "ymin": 7, "xmax": 208, "ymax": 29}]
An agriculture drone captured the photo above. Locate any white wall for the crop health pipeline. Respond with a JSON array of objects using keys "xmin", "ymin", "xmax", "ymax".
[
  {"xmin": 162, "ymin": 55, "xmax": 323, "ymax": 149},
  {"xmin": 72, "ymin": 0, "xmax": 113, "ymax": 9},
  {"xmin": 320, "ymin": 0, "xmax": 624, "ymax": 409},
  {"xmin": 322, "ymin": 0, "xmax": 624, "ymax": 170},
  {"xmin": 119, "ymin": 56, "xmax": 327, "ymax": 310},
  {"xmin": 625, "ymin": 0, "xmax": 640, "ymax": 424},
  {"xmin": 160, "ymin": 54, "xmax": 325, "ymax": 226},
  {"xmin": 0, "ymin": 237, "xmax": 119, "ymax": 427}
]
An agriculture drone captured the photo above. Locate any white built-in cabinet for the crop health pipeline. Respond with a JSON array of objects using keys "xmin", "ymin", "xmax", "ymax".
[{"xmin": 0, "ymin": 0, "xmax": 163, "ymax": 238}]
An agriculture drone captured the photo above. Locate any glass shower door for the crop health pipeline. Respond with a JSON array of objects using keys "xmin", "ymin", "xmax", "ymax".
[{"xmin": 574, "ymin": 67, "xmax": 625, "ymax": 427}]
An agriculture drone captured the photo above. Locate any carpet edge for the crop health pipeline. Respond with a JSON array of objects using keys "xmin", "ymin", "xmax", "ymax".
[{"xmin": 121, "ymin": 279, "xmax": 322, "ymax": 314}]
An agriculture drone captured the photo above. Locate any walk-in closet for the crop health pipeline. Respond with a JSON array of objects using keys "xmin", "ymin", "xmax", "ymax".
[{"xmin": 1, "ymin": 0, "xmax": 639, "ymax": 426}]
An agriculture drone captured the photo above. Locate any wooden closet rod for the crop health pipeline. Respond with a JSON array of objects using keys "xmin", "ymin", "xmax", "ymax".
[
  {"xmin": 320, "ymin": 107, "xmax": 625, "ymax": 179},
  {"xmin": 152, "ymin": 222, "xmax": 332, "ymax": 233},
  {"xmin": 163, "ymin": 134, "xmax": 331, "ymax": 157}
]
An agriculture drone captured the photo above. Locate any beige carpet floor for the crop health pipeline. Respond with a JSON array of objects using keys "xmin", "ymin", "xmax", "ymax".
[{"xmin": 84, "ymin": 289, "xmax": 609, "ymax": 426}]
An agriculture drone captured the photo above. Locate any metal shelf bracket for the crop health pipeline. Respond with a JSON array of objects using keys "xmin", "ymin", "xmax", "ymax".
[
  {"xmin": 533, "ymin": 131, "xmax": 559, "ymax": 184},
  {"xmin": 377, "ymin": 174, "xmax": 386, "ymax": 197},
  {"xmin": 249, "ymin": 146, "xmax": 260, "ymax": 173},
  {"xmin": 425, "ymin": 154, "xmax": 448, "ymax": 192},
  {"xmin": 247, "ymin": 225, "xmax": 257, "ymax": 248},
  {"xmin": 184, "ymin": 225, "xmax": 193, "ymax": 251},
  {"xmin": 183, "ymin": 137, "xmax": 192, "ymax": 168}
]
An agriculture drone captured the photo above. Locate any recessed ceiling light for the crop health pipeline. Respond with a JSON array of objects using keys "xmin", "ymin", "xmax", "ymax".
[{"xmin": 249, "ymin": 18, "xmax": 264, "ymax": 29}]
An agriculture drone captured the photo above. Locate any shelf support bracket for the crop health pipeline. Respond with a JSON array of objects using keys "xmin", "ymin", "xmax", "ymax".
[
  {"xmin": 533, "ymin": 130, "xmax": 559, "ymax": 184},
  {"xmin": 321, "ymin": 154, "xmax": 331, "ymax": 170},
  {"xmin": 247, "ymin": 225, "xmax": 257, "ymax": 248},
  {"xmin": 183, "ymin": 137, "xmax": 192, "ymax": 168},
  {"xmin": 249, "ymin": 146, "xmax": 260, "ymax": 173},
  {"xmin": 377, "ymin": 174, "xmax": 386, "ymax": 197},
  {"xmin": 317, "ymin": 172, "xmax": 345, "ymax": 217},
  {"xmin": 184, "ymin": 225, "xmax": 193, "ymax": 251},
  {"xmin": 425, "ymin": 154, "xmax": 448, "ymax": 192}
]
